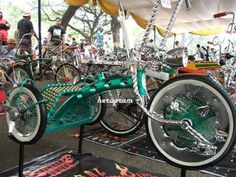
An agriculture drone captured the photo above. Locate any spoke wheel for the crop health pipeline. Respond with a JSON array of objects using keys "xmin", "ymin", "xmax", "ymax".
[
  {"xmin": 147, "ymin": 74, "xmax": 236, "ymax": 169},
  {"xmin": 100, "ymin": 88, "xmax": 144, "ymax": 136},
  {"xmin": 6, "ymin": 65, "xmax": 34, "ymax": 86},
  {"xmin": 55, "ymin": 63, "xmax": 80, "ymax": 84},
  {"xmin": 6, "ymin": 85, "xmax": 47, "ymax": 144}
]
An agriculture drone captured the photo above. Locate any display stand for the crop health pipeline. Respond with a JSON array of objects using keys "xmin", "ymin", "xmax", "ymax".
[
  {"xmin": 18, "ymin": 143, "xmax": 24, "ymax": 177},
  {"xmin": 77, "ymin": 125, "xmax": 84, "ymax": 155},
  {"xmin": 15, "ymin": 125, "xmax": 88, "ymax": 177},
  {"xmin": 78, "ymin": 125, "xmax": 187, "ymax": 177},
  {"xmin": 76, "ymin": 125, "xmax": 92, "ymax": 158},
  {"xmin": 181, "ymin": 168, "xmax": 186, "ymax": 177}
]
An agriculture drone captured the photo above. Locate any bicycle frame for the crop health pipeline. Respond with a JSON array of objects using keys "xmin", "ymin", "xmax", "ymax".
[
  {"xmin": 41, "ymin": 67, "xmax": 144, "ymax": 133},
  {"xmin": 44, "ymin": 41, "xmax": 75, "ymax": 60},
  {"xmin": 5, "ymin": 0, "xmax": 193, "ymax": 138},
  {"xmin": 17, "ymin": 53, "xmax": 64, "ymax": 81}
]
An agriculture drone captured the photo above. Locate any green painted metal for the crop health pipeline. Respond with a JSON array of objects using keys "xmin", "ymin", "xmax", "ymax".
[
  {"xmin": 137, "ymin": 69, "xmax": 147, "ymax": 96},
  {"xmin": 42, "ymin": 74, "xmax": 135, "ymax": 133},
  {"xmin": 96, "ymin": 72, "xmax": 105, "ymax": 81},
  {"xmin": 45, "ymin": 95, "xmax": 95, "ymax": 133},
  {"xmin": 163, "ymin": 95, "xmax": 216, "ymax": 148},
  {"xmin": 162, "ymin": 65, "xmax": 177, "ymax": 75}
]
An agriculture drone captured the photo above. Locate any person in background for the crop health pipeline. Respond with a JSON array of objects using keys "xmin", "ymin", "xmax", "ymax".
[
  {"xmin": 43, "ymin": 37, "xmax": 48, "ymax": 46},
  {"xmin": 195, "ymin": 44, "xmax": 205, "ymax": 59},
  {"xmin": 204, "ymin": 46, "xmax": 210, "ymax": 61},
  {"xmin": 0, "ymin": 38, "xmax": 17, "ymax": 58},
  {"xmin": 175, "ymin": 41, "xmax": 180, "ymax": 48},
  {"xmin": 201, "ymin": 46, "xmax": 207, "ymax": 60},
  {"xmin": 210, "ymin": 48, "xmax": 217, "ymax": 61},
  {"xmin": 71, "ymin": 37, "xmax": 78, "ymax": 46},
  {"xmin": 18, "ymin": 43, "xmax": 29, "ymax": 55},
  {"xmin": 16, "ymin": 12, "xmax": 38, "ymax": 54},
  {"xmin": 47, "ymin": 17, "xmax": 66, "ymax": 46},
  {"xmin": 0, "ymin": 11, "xmax": 10, "ymax": 46},
  {"xmin": 96, "ymin": 28, "xmax": 104, "ymax": 48}
]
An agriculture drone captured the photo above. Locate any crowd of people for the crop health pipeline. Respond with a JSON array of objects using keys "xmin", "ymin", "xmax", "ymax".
[
  {"xmin": 0, "ymin": 11, "xmax": 106, "ymax": 59},
  {"xmin": 195, "ymin": 44, "xmax": 217, "ymax": 61},
  {"xmin": 174, "ymin": 40, "xmax": 217, "ymax": 62},
  {"xmin": 0, "ymin": 11, "xmax": 38, "ymax": 57}
]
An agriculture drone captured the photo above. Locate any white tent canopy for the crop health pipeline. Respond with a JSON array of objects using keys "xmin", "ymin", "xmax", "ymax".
[{"xmin": 107, "ymin": 0, "xmax": 236, "ymax": 34}]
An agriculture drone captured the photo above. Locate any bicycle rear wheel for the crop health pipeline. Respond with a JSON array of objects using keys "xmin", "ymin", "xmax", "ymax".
[
  {"xmin": 6, "ymin": 85, "xmax": 47, "ymax": 144},
  {"xmin": 147, "ymin": 74, "xmax": 236, "ymax": 169},
  {"xmin": 100, "ymin": 88, "xmax": 144, "ymax": 136}
]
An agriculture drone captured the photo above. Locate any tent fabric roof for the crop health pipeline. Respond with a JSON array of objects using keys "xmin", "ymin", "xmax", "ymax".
[{"xmin": 65, "ymin": 0, "xmax": 236, "ymax": 35}]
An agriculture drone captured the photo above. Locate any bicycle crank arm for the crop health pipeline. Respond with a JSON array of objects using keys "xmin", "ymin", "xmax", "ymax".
[
  {"xmin": 181, "ymin": 120, "xmax": 217, "ymax": 154},
  {"xmin": 147, "ymin": 111, "xmax": 216, "ymax": 154}
]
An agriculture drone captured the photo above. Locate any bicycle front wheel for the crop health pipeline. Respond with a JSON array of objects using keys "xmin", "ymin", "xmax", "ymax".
[
  {"xmin": 55, "ymin": 63, "xmax": 81, "ymax": 84},
  {"xmin": 147, "ymin": 74, "xmax": 236, "ymax": 169},
  {"xmin": 6, "ymin": 85, "xmax": 47, "ymax": 144}
]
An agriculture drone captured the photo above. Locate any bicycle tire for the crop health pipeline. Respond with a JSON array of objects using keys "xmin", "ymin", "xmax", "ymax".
[
  {"xmin": 146, "ymin": 74, "xmax": 236, "ymax": 169},
  {"xmin": 6, "ymin": 84, "xmax": 47, "ymax": 144}
]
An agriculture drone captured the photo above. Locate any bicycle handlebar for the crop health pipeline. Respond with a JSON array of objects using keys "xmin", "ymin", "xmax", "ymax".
[
  {"xmin": 214, "ymin": 12, "xmax": 228, "ymax": 18},
  {"xmin": 214, "ymin": 11, "xmax": 235, "ymax": 23}
]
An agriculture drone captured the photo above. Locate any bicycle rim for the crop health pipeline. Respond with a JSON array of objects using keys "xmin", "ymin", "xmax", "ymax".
[
  {"xmin": 147, "ymin": 75, "xmax": 236, "ymax": 169},
  {"xmin": 6, "ymin": 86, "xmax": 42, "ymax": 143},
  {"xmin": 55, "ymin": 64, "xmax": 80, "ymax": 83}
]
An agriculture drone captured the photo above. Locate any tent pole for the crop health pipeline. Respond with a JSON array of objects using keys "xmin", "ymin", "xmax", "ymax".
[
  {"xmin": 154, "ymin": 26, "xmax": 156, "ymax": 44},
  {"xmin": 38, "ymin": 0, "xmax": 42, "ymax": 74},
  {"xmin": 173, "ymin": 33, "xmax": 176, "ymax": 48}
]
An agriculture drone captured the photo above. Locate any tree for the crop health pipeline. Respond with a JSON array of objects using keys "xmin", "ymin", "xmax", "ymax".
[
  {"xmin": 61, "ymin": 6, "xmax": 79, "ymax": 30},
  {"xmin": 11, "ymin": 0, "xmax": 121, "ymax": 47},
  {"xmin": 111, "ymin": 16, "xmax": 121, "ymax": 45},
  {"xmin": 68, "ymin": 4, "xmax": 111, "ymax": 41}
]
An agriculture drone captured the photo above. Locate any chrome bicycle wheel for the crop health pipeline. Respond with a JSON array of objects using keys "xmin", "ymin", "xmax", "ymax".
[
  {"xmin": 147, "ymin": 74, "xmax": 236, "ymax": 169},
  {"xmin": 6, "ymin": 85, "xmax": 47, "ymax": 144}
]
